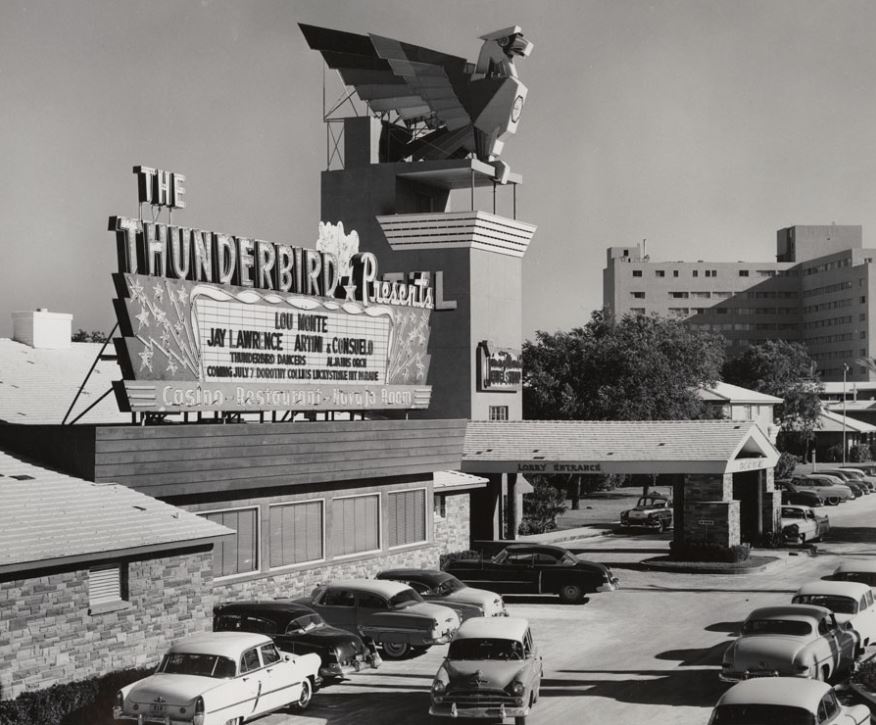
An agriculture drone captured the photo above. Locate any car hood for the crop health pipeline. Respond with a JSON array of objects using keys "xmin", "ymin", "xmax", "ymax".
[
  {"xmin": 728, "ymin": 636, "xmax": 808, "ymax": 671},
  {"xmin": 445, "ymin": 660, "xmax": 527, "ymax": 689},
  {"xmin": 444, "ymin": 588, "xmax": 505, "ymax": 614},
  {"xmin": 125, "ymin": 673, "xmax": 220, "ymax": 707}
]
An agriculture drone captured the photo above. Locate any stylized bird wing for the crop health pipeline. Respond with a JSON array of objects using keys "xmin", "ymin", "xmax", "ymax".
[{"xmin": 299, "ymin": 24, "xmax": 472, "ymax": 133}]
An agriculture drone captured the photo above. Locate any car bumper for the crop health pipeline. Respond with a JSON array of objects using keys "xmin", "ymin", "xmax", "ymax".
[
  {"xmin": 114, "ymin": 711, "xmax": 193, "ymax": 725},
  {"xmin": 320, "ymin": 651, "xmax": 382, "ymax": 678},
  {"xmin": 596, "ymin": 578, "xmax": 619, "ymax": 593},
  {"xmin": 621, "ymin": 520, "xmax": 664, "ymax": 529},
  {"xmin": 429, "ymin": 702, "xmax": 529, "ymax": 719}
]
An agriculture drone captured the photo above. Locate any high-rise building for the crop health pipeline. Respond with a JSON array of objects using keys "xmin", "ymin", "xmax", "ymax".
[{"xmin": 603, "ymin": 225, "xmax": 876, "ymax": 381}]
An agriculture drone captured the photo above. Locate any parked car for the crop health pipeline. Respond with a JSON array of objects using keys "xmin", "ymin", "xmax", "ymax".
[
  {"xmin": 816, "ymin": 471, "xmax": 868, "ymax": 497},
  {"xmin": 780, "ymin": 505, "xmax": 828, "ymax": 544},
  {"xmin": 828, "ymin": 560, "xmax": 876, "ymax": 588},
  {"xmin": 618, "ymin": 493, "xmax": 673, "ymax": 532},
  {"xmin": 303, "ymin": 579, "xmax": 460, "ymax": 659},
  {"xmin": 113, "ymin": 632, "xmax": 320, "ymax": 725},
  {"xmin": 843, "ymin": 462, "xmax": 876, "ymax": 477},
  {"xmin": 213, "ymin": 600, "xmax": 380, "ymax": 682},
  {"xmin": 720, "ymin": 604, "xmax": 858, "ymax": 683},
  {"xmin": 792, "ymin": 580, "xmax": 876, "ymax": 650},
  {"xmin": 792, "ymin": 475, "xmax": 854, "ymax": 505},
  {"xmin": 707, "ymin": 677, "xmax": 870, "ymax": 725},
  {"xmin": 376, "ymin": 569, "xmax": 508, "ymax": 620},
  {"xmin": 775, "ymin": 479, "xmax": 826, "ymax": 508},
  {"xmin": 443, "ymin": 544, "xmax": 618, "ymax": 604},
  {"xmin": 836, "ymin": 466, "xmax": 876, "ymax": 492},
  {"xmin": 430, "ymin": 617, "xmax": 542, "ymax": 725}
]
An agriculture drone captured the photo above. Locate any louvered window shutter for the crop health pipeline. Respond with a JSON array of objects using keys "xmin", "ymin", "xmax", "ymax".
[{"xmin": 89, "ymin": 564, "xmax": 121, "ymax": 606}]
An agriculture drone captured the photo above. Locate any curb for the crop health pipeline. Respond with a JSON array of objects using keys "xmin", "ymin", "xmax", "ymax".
[{"xmin": 518, "ymin": 526, "xmax": 613, "ymax": 546}]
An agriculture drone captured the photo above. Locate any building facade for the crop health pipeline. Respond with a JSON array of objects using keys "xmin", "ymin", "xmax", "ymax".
[{"xmin": 603, "ymin": 225, "xmax": 876, "ymax": 380}]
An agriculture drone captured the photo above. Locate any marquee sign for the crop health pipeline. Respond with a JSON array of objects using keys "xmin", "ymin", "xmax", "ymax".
[
  {"xmin": 111, "ymin": 166, "xmax": 432, "ymax": 414},
  {"xmin": 475, "ymin": 340, "xmax": 522, "ymax": 392}
]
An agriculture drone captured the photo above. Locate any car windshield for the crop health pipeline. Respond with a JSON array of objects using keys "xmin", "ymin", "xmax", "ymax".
[
  {"xmin": 833, "ymin": 572, "xmax": 876, "ymax": 586},
  {"xmin": 710, "ymin": 704, "xmax": 815, "ymax": 725},
  {"xmin": 448, "ymin": 638, "xmax": 525, "ymax": 661},
  {"xmin": 157, "ymin": 653, "xmax": 236, "ymax": 678},
  {"xmin": 741, "ymin": 619, "xmax": 813, "ymax": 636},
  {"xmin": 781, "ymin": 508, "xmax": 805, "ymax": 519},
  {"xmin": 389, "ymin": 589, "xmax": 423, "ymax": 609},
  {"xmin": 435, "ymin": 575, "xmax": 466, "ymax": 595},
  {"xmin": 793, "ymin": 594, "xmax": 858, "ymax": 614},
  {"xmin": 288, "ymin": 613, "xmax": 324, "ymax": 632}
]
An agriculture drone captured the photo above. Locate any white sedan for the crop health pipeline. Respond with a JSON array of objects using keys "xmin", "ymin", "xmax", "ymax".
[
  {"xmin": 707, "ymin": 677, "xmax": 869, "ymax": 724},
  {"xmin": 793, "ymin": 580, "xmax": 876, "ymax": 649},
  {"xmin": 113, "ymin": 631, "xmax": 321, "ymax": 725}
]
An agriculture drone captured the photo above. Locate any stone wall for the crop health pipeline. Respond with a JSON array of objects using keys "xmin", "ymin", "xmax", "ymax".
[
  {"xmin": 682, "ymin": 473, "xmax": 740, "ymax": 547},
  {"xmin": 433, "ymin": 493, "xmax": 471, "ymax": 554},
  {"xmin": 0, "ymin": 549, "xmax": 213, "ymax": 700},
  {"xmin": 213, "ymin": 543, "xmax": 441, "ymax": 601}
]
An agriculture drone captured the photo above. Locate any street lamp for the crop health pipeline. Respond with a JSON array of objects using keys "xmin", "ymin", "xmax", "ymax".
[{"xmin": 843, "ymin": 363, "xmax": 849, "ymax": 465}]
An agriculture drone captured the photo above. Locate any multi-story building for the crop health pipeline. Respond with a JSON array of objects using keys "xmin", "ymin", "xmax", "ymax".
[{"xmin": 603, "ymin": 225, "xmax": 876, "ymax": 381}]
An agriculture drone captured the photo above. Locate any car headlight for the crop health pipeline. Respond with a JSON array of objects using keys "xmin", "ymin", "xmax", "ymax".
[
  {"xmin": 193, "ymin": 696, "xmax": 205, "ymax": 725},
  {"xmin": 432, "ymin": 679, "xmax": 446, "ymax": 695},
  {"xmin": 508, "ymin": 681, "xmax": 525, "ymax": 696}
]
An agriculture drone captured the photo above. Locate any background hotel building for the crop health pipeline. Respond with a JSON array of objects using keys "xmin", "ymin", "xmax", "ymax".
[{"xmin": 603, "ymin": 224, "xmax": 876, "ymax": 381}]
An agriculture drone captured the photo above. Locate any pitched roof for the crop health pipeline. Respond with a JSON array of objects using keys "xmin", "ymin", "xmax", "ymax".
[
  {"xmin": 433, "ymin": 470, "xmax": 489, "ymax": 491},
  {"xmin": 0, "ymin": 339, "xmax": 128, "ymax": 424},
  {"xmin": 818, "ymin": 409, "xmax": 876, "ymax": 434},
  {"xmin": 0, "ymin": 449, "xmax": 231, "ymax": 574},
  {"xmin": 697, "ymin": 381, "xmax": 783, "ymax": 405},
  {"xmin": 462, "ymin": 420, "xmax": 779, "ymax": 475}
]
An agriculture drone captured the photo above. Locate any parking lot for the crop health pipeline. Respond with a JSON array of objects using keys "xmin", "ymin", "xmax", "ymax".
[{"xmin": 253, "ymin": 491, "xmax": 876, "ymax": 725}]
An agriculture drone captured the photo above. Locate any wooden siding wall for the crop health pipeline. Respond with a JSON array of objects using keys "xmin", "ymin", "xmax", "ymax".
[{"xmin": 91, "ymin": 419, "xmax": 467, "ymax": 497}]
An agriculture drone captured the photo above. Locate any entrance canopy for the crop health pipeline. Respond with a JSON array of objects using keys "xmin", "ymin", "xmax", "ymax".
[{"xmin": 462, "ymin": 420, "xmax": 779, "ymax": 476}]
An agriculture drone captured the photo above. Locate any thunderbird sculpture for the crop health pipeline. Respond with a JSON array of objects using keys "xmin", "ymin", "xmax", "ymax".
[{"xmin": 300, "ymin": 24, "xmax": 533, "ymax": 183}]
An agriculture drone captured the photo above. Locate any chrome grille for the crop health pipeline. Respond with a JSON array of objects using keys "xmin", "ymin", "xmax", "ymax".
[{"xmin": 446, "ymin": 689, "xmax": 514, "ymax": 707}]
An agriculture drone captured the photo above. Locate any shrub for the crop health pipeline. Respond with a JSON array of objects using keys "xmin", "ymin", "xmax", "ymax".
[
  {"xmin": 850, "ymin": 444, "xmax": 872, "ymax": 463},
  {"xmin": 518, "ymin": 477, "xmax": 567, "ymax": 535},
  {"xmin": 668, "ymin": 541, "xmax": 751, "ymax": 563},
  {"xmin": 774, "ymin": 451, "xmax": 799, "ymax": 480},
  {"xmin": 0, "ymin": 666, "xmax": 153, "ymax": 725},
  {"xmin": 823, "ymin": 443, "xmax": 843, "ymax": 463}
]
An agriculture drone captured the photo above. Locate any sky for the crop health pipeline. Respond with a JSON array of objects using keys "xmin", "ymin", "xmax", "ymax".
[{"xmin": 3, "ymin": 0, "xmax": 876, "ymax": 341}]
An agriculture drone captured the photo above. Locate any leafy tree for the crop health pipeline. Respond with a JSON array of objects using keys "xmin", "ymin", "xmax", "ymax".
[
  {"xmin": 523, "ymin": 311, "xmax": 725, "ymax": 421},
  {"xmin": 71, "ymin": 328, "xmax": 89, "ymax": 342},
  {"xmin": 523, "ymin": 311, "xmax": 725, "ymax": 506},
  {"xmin": 71, "ymin": 329, "xmax": 109, "ymax": 343},
  {"xmin": 518, "ymin": 476, "xmax": 567, "ymax": 535},
  {"xmin": 774, "ymin": 451, "xmax": 799, "ymax": 480},
  {"xmin": 722, "ymin": 340, "xmax": 822, "ymax": 456}
]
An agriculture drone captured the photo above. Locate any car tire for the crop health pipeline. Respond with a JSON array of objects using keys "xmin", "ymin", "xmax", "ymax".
[
  {"xmin": 381, "ymin": 640, "xmax": 410, "ymax": 659},
  {"xmin": 291, "ymin": 677, "xmax": 313, "ymax": 712},
  {"xmin": 658, "ymin": 519, "xmax": 667, "ymax": 533},
  {"xmin": 558, "ymin": 583, "xmax": 584, "ymax": 604},
  {"xmin": 827, "ymin": 497, "xmax": 840, "ymax": 506},
  {"xmin": 515, "ymin": 717, "xmax": 527, "ymax": 725}
]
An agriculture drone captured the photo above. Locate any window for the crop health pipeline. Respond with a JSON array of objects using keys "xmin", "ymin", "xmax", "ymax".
[
  {"xmin": 673, "ymin": 270, "xmax": 679, "ymax": 277},
  {"xmin": 739, "ymin": 270, "xmax": 749, "ymax": 277},
  {"xmin": 706, "ymin": 269, "xmax": 717, "ymax": 277},
  {"xmin": 631, "ymin": 291, "xmax": 645, "ymax": 298},
  {"xmin": 489, "ymin": 405, "xmax": 509, "ymax": 421},
  {"xmin": 434, "ymin": 493, "xmax": 447, "ymax": 519},
  {"xmin": 88, "ymin": 564, "xmax": 128, "ymax": 609},
  {"xmin": 655, "ymin": 270, "xmax": 665, "ymax": 277},
  {"xmin": 203, "ymin": 508, "xmax": 258, "ymax": 577},
  {"xmin": 260, "ymin": 644, "xmax": 281, "ymax": 666},
  {"xmin": 269, "ymin": 501, "xmax": 323, "ymax": 568},
  {"xmin": 630, "ymin": 307, "xmax": 645, "ymax": 315},
  {"xmin": 358, "ymin": 593, "xmax": 388, "ymax": 609},
  {"xmin": 862, "ymin": 296, "xmax": 867, "ymax": 304},
  {"xmin": 332, "ymin": 494, "xmax": 379, "ymax": 556},
  {"xmin": 387, "ymin": 489, "xmax": 427, "ymax": 547},
  {"xmin": 669, "ymin": 291, "xmax": 689, "ymax": 298},
  {"xmin": 632, "ymin": 270, "xmax": 642, "ymax": 277},
  {"xmin": 241, "ymin": 648, "xmax": 261, "ymax": 673},
  {"xmin": 323, "ymin": 589, "xmax": 355, "ymax": 607},
  {"xmin": 692, "ymin": 270, "xmax": 699, "ymax": 277}
]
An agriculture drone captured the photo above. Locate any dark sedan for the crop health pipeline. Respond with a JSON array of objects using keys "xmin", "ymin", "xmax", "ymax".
[
  {"xmin": 213, "ymin": 600, "xmax": 380, "ymax": 682},
  {"xmin": 443, "ymin": 543, "xmax": 618, "ymax": 604}
]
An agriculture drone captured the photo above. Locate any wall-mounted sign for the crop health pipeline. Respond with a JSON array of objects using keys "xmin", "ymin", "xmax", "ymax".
[
  {"xmin": 515, "ymin": 462, "xmax": 602, "ymax": 474},
  {"xmin": 111, "ymin": 167, "xmax": 433, "ymax": 413},
  {"xmin": 476, "ymin": 341, "xmax": 522, "ymax": 392}
]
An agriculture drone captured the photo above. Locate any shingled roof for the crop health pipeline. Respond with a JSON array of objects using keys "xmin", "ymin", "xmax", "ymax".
[
  {"xmin": 0, "ymin": 449, "xmax": 231, "ymax": 574},
  {"xmin": 462, "ymin": 419, "xmax": 779, "ymax": 475},
  {"xmin": 0, "ymin": 339, "xmax": 127, "ymax": 424}
]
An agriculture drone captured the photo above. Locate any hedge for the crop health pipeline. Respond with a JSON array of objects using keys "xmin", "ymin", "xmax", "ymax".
[{"xmin": 0, "ymin": 666, "xmax": 153, "ymax": 725}]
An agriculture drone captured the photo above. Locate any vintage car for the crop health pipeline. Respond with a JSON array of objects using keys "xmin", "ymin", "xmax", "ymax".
[
  {"xmin": 793, "ymin": 580, "xmax": 876, "ymax": 650},
  {"xmin": 720, "ymin": 604, "xmax": 858, "ymax": 683},
  {"xmin": 618, "ymin": 493, "xmax": 673, "ymax": 532},
  {"xmin": 304, "ymin": 579, "xmax": 460, "ymax": 659},
  {"xmin": 818, "ymin": 468, "xmax": 874, "ymax": 494},
  {"xmin": 837, "ymin": 467, "xmax": 876, "ymax": 492},
  {"xmin": 776, "ymin": 479, "xmax": 826, "ymax": 508},
  {"xmin": 792, "ymin": 475, "xmax": 854, "ymax": 505},
  {"xmin": 443, "ymin": 544, "xmax": 618, "ymax": 604},
  {"xmin": 828, "ymin": 560, "xmax": 876, "ymax": 588},
  {"xmin": 375, "ymin": 569, "xmax": 508, "ymax": 620},
  {"xmin": 113, "ymin": 631, "xmax": 320, "ymax": 725},
  {"xmin": 430, "ymin": 617, "xmax": 542, "ymax": 725},
  {"xmin": 213, "ymin": 600, "xmax": 380, "ymax": 681},
  {"xmin": 707, "ymin": 677, "xmax": 870, "ymax": 725},
  {"xmin": 780, "ymin": 505, "xmax": 828, "ymax": 544}
]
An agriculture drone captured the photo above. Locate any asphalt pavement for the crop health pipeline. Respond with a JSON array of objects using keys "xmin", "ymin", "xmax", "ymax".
[{"xmin": 257, "ymin": 493, "xmax": 876, "ymax": 725}]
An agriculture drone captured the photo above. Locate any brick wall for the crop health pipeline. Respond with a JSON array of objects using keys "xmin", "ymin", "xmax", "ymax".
[
  {"xmin": 433, "ymin": 493, "xmax": 471, "ymax": 554},
  {"xmin": 0, "ymin": 549, "xmax": 213, "ymax": 700}
]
